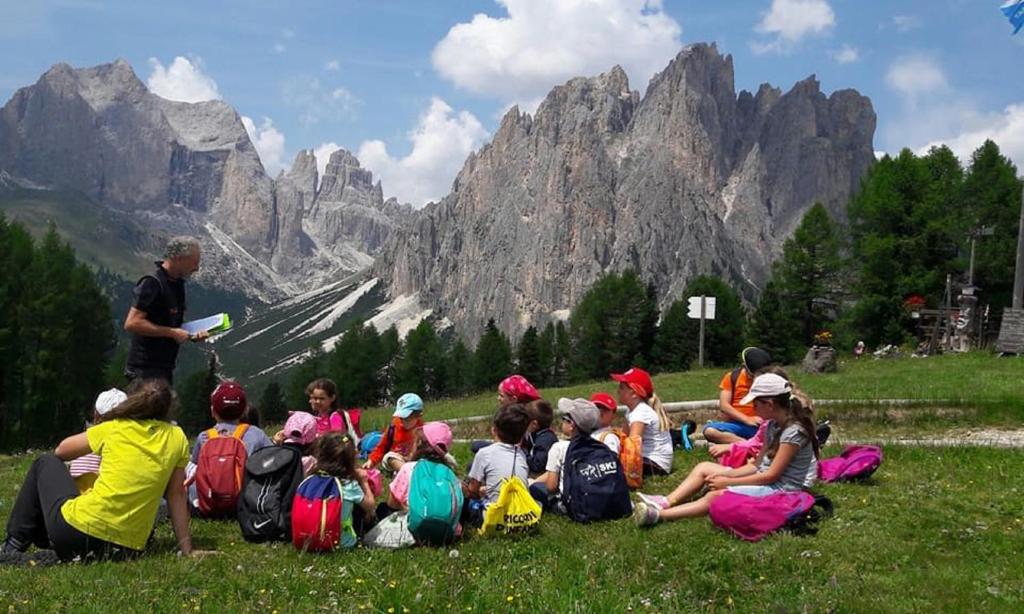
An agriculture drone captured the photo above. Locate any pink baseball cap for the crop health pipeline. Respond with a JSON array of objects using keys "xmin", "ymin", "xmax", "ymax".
[
  {"xmin": 498, "ymin": 375, "xmax": 540, "ymax": 403},
  {"xmin": 283, "ymin": 411, "xmax": 317, "ymax": 445},
  {"xmin": 421, "ymin": 421, "xmax": 453, "ymax": 456}
]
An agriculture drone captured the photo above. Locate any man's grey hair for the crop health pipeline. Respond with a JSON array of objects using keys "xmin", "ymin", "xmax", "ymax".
[{"xmin": 165, "ymin": 236, "xmax": 201, "ymax": 260}]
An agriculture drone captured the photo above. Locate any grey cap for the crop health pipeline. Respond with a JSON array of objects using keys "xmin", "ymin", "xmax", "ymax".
[{"xmin": 557, "ymin": 397, "xmax": 601, "ymax": 434}]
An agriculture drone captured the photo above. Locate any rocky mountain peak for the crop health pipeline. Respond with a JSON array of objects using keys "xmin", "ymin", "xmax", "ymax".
[{"xmin": 375, "ymin": 43, "xmax": 877, "ymax": 343}]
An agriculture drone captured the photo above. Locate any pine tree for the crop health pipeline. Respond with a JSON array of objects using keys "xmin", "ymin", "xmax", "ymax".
[
  {"xmin": 774, "ymin": 203, "xmax": 845, "ymax": 346},
  {"xmin": 748, "ymin": 278, "xmax": 803, "ymax": 364},
  {"xmin": 258, "ymin": 380, "xmax": 287, "ymax": 425},
  {"xmin": 536, "ymin": 322, "xmax": 556, "ymax": 387},
  {"xmin": 515, "ymin": 326, "xmax": 542, "ymax": 385},
  {"xmin": 396, "ymin": 320, "xmax": 446, "ymax": 398},
  {"xmin": 286, "ymin": 343, "xmax": 326, "ymax": 410},
  {"xmin": 651, "ymin": 299, "xmax": 694, "ymax": 372},
  {"xmin": 552, "ymin": 321, "xmax": 571, "ymax": 386},
  {"xmin": 444, "ymin": 339, "xmax": 473, "ymax": 397},
  {"xmin": 472, "ymin": 319, "xmax": 513, "ymax": 390},
  {"xmin": 961, "ymin": 140, "xmax": 1022, "ymax": 310},
  {"xmin": 177, "ymin": 353, "xmax": 219, "ymax": 436},
  {"xmin": 378, "ymin": 326, "xmax": 401, "ymax": 403}
]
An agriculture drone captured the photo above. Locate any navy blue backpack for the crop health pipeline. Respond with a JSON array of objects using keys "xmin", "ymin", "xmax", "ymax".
[{"xmin": 561, "ymin": 436, "xmax": 632, "ymax": 523}]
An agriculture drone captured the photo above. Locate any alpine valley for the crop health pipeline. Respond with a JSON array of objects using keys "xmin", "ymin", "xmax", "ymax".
[{"xmin": 0, "ymin": 44, "xmax": 875, "ymax": 384}]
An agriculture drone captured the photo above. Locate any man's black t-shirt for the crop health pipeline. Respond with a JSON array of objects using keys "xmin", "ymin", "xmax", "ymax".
[{"xmin": 126, "ymin": 262, "xmax": 186, "ymax": 372}]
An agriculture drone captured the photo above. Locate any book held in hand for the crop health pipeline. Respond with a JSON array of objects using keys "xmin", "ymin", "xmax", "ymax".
[{"xmin": 182, "ymin": 313, "xmax": 232, "ymax": 337}]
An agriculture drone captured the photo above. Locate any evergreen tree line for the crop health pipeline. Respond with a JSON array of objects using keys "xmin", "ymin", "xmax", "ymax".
[{"xmin": 0, "ymin": 217, "xmax": 114, "ymax": 451}]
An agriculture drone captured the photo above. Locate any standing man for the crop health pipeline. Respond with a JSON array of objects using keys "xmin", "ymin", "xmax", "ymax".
[{"xmin": 123, "ymin": 236, "xmax": 206, "ymax": 384}]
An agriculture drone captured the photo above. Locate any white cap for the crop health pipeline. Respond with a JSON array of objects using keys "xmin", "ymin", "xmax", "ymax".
[
  {"xmin": 738, "ymin": 373, "xmax": 791, "ymax": 406},
  {"xmin": 94, "ymin": 388, "xmax": 127, "ymax": 416}
]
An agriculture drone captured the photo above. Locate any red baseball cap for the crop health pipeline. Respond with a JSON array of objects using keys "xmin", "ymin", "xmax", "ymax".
[
  {"xmin": 590, "ymin": 392, "xmax": 617, "ymax": 412},
  {"xmin": 211, "ymin": 380, "xmax": 247, "ymax": 420},
  {"xmin": 610, "ymin": 367, "xmax": 653, "ymax": 399}
]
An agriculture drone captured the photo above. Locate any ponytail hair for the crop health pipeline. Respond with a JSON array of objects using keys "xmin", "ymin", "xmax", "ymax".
[
  {"xmin": 762, "ymin": 390, "xmax": 820, "ymax": 460},
  {"xmin": 648, "ymin": 393, "xmax": 673, "ymax": 432},
  {"xmin": 311, "ymin": 432, "xmax": 357, "ymax": 479},
  {"xmin": 103, "ymin": 379, "xmax": 175, "ymax": 422}
]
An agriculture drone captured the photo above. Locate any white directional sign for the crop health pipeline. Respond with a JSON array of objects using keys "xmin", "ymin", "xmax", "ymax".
[{"xmin": 687, "ymin": 296, "xmax": 716, "ymax": 320}]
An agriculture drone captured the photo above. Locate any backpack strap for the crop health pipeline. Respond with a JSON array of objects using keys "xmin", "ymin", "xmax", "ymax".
[
  {"xmin": 232, "ymin": 424, "xmax": 250, "ymax": 440},
  {"xmin": 206, "ymin": 427, "xmax": 219, "ymax": 440},
  {"xmin": 596, "ymin": 431, "xmax": 610, "ymax": 443},
  {"xmin": 730, "ymin": 367, "xmax": 742, "ymax": 405}
]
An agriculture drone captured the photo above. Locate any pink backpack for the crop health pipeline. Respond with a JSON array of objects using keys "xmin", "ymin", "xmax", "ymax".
[
  {"xmin": 709, "ymin": 491, "xmax": 832, "ymax": 542},
  {"xmin": 817, "ymin": 445, "xmax": 882, "ymax": 483}
]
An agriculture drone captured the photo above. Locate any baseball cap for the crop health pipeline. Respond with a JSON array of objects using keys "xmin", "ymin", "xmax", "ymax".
[
  {"xmin": 738, "ymin": 373, "xmax": 792, "ymax": 405},
  {"xmin": 394, "ymin": 393, "xmax": 424, "ymax": 418},
  {"xmin": 741, "ymin": 347, "xmax": 772, "ymax": 374},
  {"xmin": 211, "ymin": 380, "xmax": 247, "ymax": 420},
  {"xmin": 94, "ymin": 388, "xmax": 127, "ymax": 416},
  {"xmin": 590, "ymin": 392, "xmax": 617, "ymax": 412},
  {"xmin": 557, "ymin": 398, "xmax": 601, "ymax": 434},
  {"xmin": 498, "ymin": 375, "xmax": 540, "ymax": 403},
  {"xmin": 610, "ymin": 367, "xmax": 654, "ymax": 399},
  {"xmin": 283, "ymin": 411, "xmax": 317, "ymax": 445},
  {"xmin": 421, "ymin": 421, "xmax": 453, "ymax": 456}
]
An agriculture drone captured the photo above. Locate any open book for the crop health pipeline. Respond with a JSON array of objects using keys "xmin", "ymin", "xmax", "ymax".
[{"xmin": 181, "ymin": 313, "xmax": 232, "ymax": 337}]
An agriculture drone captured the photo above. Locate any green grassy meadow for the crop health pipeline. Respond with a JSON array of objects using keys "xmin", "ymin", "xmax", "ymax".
[{"xmin": 1, "ymin": 353, "xmax": 1022, "ymax": 612}]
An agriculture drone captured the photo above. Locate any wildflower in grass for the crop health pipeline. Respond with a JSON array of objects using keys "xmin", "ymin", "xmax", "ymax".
[{"xmin": 507, "ymin": 595, "xmax": 515, "ymax": 603}]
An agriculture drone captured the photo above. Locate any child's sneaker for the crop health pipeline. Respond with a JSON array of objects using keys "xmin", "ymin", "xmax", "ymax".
[
  {"xmin": 815, "ymin": 420, "xmax": 831, "ymax": 447},
  {"xmin": 637, "ymin": 493, "xmax": 670, "ymax": 510},
  {"xmin": 633, "ymin": 501, "xmax": 660, "ymax": 527}
]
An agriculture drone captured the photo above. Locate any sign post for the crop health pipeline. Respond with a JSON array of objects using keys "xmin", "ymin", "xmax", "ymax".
[{"xmin": 687, "ymin": 296, "xmax": 717, "ymax": 368}]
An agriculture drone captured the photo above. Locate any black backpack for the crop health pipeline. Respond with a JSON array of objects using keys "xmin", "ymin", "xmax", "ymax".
[
  {"xmin": 561, "ymin": 436, "xmax": 632, "ymax": 523},
  {"xmin": 237, "ymin": 445, "xmax": 304, "ymax": 542}
]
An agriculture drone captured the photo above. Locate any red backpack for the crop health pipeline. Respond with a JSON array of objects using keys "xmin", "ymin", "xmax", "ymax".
[
  {"xmin": 196, "ymin": 424, "xmax": 250, "ymax": 517},
  {"xmin": 291, "ymin": 474, "xmax": 350, "ymax": 552}
]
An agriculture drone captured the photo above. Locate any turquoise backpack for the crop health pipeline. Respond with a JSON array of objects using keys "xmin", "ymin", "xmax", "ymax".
[{"xmin": 407, "ymin": 460, "xmax": 463, "ymax": 546}]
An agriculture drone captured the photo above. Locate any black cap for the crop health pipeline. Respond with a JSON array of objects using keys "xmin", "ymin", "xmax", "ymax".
[{"xmin": 741, "ymin": 347, "xmax": 772, "ymax": 373}]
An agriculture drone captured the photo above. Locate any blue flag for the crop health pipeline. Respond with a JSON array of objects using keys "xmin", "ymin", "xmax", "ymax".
[{"xmin": 1003, "ymin": 0, "xmax": 1024, "ymax": 34}]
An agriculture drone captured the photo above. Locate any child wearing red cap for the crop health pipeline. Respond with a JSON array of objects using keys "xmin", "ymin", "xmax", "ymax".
[
  {"xmin": 612, "ymin": 367, "xmax": 673, "ymax": 476},
  {"xmin": 589, "ymin": 393, "xmax": 622, "ymax": 455},
  {"xmin": 186, "ymin": 381, "xmax": 273, "ymax": 510}
]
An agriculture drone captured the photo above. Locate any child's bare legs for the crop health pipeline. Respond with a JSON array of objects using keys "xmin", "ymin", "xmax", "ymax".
[
  {"xmin": 703, "ymin": 427, "xmax": 742, "ymax": 444},
  {"xmin": 664, "ymin": 462, "xmax": 731, "ymax": 506},
  {"xmin": 658, "ymin": 488, "xmax": 725, "ymax": 521}
]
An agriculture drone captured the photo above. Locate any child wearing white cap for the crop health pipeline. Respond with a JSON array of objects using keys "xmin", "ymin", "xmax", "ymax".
[
  {"xmin": 634, "ymin": 373, "xmax": 821, "ymax": 527},
  {"xmin": 67, "ymin": 389, "xmax": 127, "ymax": 493}
]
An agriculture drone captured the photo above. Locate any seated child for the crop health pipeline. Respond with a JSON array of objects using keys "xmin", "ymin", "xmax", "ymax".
[
  {"xmin": 463, "ymin": 404, "xmax": 530, "ymax": 525},
  {"xmin": 634, "ymin": 373, "xmax": 820, "ymax": 526},
  {"xmin": 471, "ymin": 375, "xmax": 541, "ymax": 455},
  {"xmin": 187, "ymin": 381, "xmax": 273, "ymax": 510},
  {"xmin": 68, "ymin": 388, "xmax": 127, "ymax": 493},
  {"xmin": 589, "ymin": 393, "xmax": 621, "ymax": 454},
  {"xmin": 383, "ymin": 422, "xmax": 462, "ymax": 537},
  {"xmin": 365, "ymin": 393, "xmax": 424, "ymax": 474},
  {"xmin": 703, "ymin": 347, "xmax": 772, "ymax": 444},
  {"xmin": 279, "ymin": 411, "xmax": 319, "ymax": 475},
  {"xmin": 523, "ymin": 399, "xmax": 557, "ymax": 477},
  {"xmin": 307, "ymin": 432, "xmax": 376, "ymax": 549},
  {"xmin": 528, "ymin": 398, "xmax": 602, "ymax": 512}
]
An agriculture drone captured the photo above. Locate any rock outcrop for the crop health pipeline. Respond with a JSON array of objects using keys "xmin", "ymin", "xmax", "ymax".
[
  {"xmin": 0, "ymin": 60, "xmax": 409, "ymax": 300},
  {"xmin": 375, "ymin": 43, "xmax": 876, "ymax": 341}
]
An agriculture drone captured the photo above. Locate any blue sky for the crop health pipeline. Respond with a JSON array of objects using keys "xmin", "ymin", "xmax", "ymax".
[{"xmin": 1, "ymin": 1, "xmax": 1021, "ymax": 206}]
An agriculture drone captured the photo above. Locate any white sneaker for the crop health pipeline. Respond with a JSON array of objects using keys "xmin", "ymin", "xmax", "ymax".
[
  {"xmin": 633, "ymin": 501, "xmax": 660, "ymax": 527},
  {"xmin": 637, "ymin": 492, "xmax": 670, "ymax": 510}
]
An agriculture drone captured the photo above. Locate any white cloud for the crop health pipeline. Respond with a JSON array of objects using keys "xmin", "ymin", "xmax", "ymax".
[
  {"xmin": 274, "ymin": 43, "xmax": 286, "ymax": 54},
  {"xmin": 916, "ymin": 105, "xmax": 1024, "ymax": 173},
  {"xmin": 282, "ymin": 77, "xmax": 360, "ymax": 126},
  {"xmin": 146, "ymin": 56, "xmax": 220, "ymax": 103},
  {"xmin": 241, "ymin": 116, "xmax": 287, "ymax": 176},
  {"xmin": 890, "ymin": 15, "xmax": 922, "ymax": 33},
  {"xmin": 832, "ymin": 44, "xmax": 859, "ymax": 64},
  {"xmin": 313, "ymin": 142, "xmax": 342, "ymax": 184},
  {"xmin": 324, "ymin": 59, "xmax": 340, "ymax": 71},
  {"xmin": 885, "ymin": 54, "xmax": 947, "ymax": 99},
  {"xmin": 751, "ymin": 0, "xmax": 835, "ymax": 54},
  {"xmin": 357, "ymin": 97, "xmax": 488, "ymax": 207},
  {"xmin": 432, "ymin": 0, "xmax": 681, "ymax": 110}
]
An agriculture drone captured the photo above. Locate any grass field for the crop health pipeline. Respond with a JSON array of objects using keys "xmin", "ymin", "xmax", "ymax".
[
  {"xmin": 1, "ymin": 353, "xmax": 1022, "ymax": 612},
  {"xmin": 0, "ymin": 444, "xmax": 1021, "ymax": 613}
]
